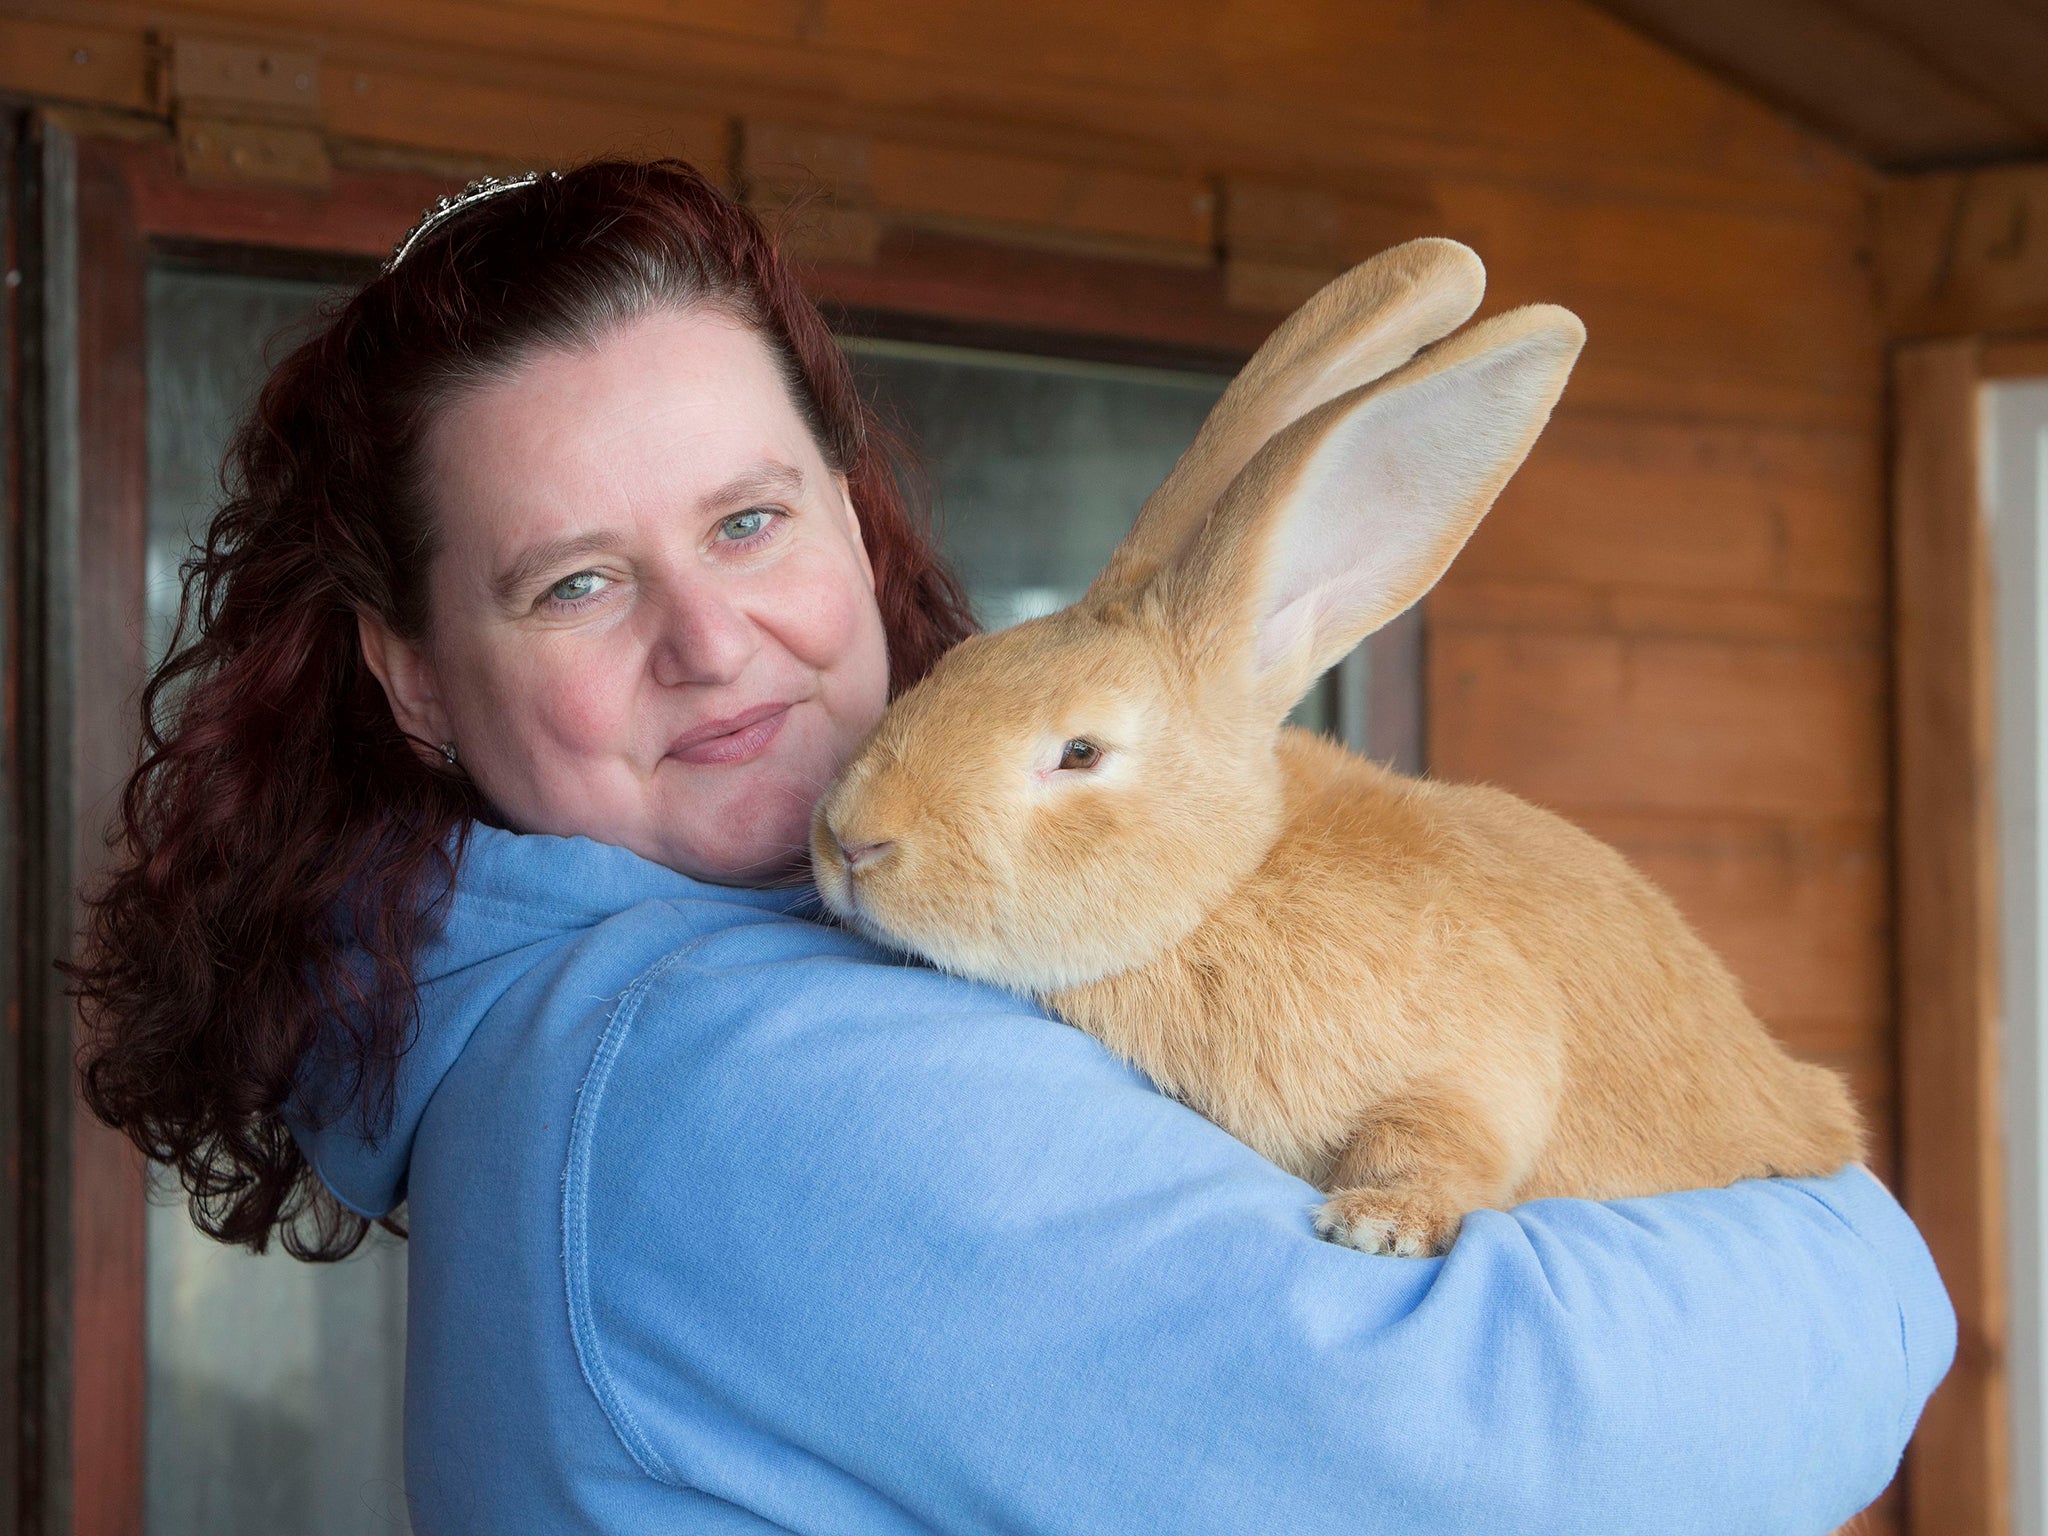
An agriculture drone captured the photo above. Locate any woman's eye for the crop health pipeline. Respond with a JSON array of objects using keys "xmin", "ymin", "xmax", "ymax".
[
  {"xmin": 545, "ymin": 570, "xmax": 609, "ymax": 606},
  {"xmin": 1057, "ymin": 739, "xmax": 1101, "ymax": 771},
  {"xmin": 717, "ymin": 508, "xmax": 776, "ymax": 543}
]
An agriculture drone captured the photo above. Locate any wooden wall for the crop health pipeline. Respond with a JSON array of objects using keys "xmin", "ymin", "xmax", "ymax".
[
  {"xmin": 19, "ymin": 0, "xmax": 1891, "ymax": 1141},
  {"xmin": 3, "ymin": 0, "xmax": 1901, "ymax": 1524}
]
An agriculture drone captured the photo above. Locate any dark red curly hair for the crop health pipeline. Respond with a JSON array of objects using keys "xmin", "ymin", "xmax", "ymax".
[{"xmin": 66, "ymin": 158, "xmax": 975, "ymax": 1260}]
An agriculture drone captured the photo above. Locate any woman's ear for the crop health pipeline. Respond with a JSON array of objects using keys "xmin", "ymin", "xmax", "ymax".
[
  {"xmin": 834, "ymin": 472, "xmax": 877, "ymax": 594},
  {"xmin": 357, "ymin": 611, "xmax": 455, "ymax": 758}
]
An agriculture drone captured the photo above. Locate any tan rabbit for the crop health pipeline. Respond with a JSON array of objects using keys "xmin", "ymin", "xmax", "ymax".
[{"xmin": 811, "ymin": 237, "xmax": 1865, "ymax": 1257}]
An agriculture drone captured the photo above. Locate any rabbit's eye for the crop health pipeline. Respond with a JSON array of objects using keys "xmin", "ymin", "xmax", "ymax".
[{"xmin": 1058, "ymin": 739, "xmax": 1101, "ymax": 771}]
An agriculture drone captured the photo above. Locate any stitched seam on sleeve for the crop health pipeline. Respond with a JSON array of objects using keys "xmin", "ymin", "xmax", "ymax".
[{"xmin": 562, "ymin": 943, "xmax": 704, "ymax": 1488}]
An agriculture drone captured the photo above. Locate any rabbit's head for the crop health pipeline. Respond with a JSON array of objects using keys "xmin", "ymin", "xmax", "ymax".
[{"xmin": 813, "ymin": 239, "xmax": 1584, "ymax": 995}]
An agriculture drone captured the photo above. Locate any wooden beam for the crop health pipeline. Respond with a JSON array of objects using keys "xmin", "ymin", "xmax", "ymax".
[
  {"xmin": 740, "ymin": 120, "xmax": 1215, "ymax": 269},
  {"xmin": 1828, "ymin": 0, "xmax": 2048, "ymax": 141},
  {"xmin": 325, "ymin": 61, "xmax": 729, "ymax": 179},
  {"xmin": 1219, "ymin": 174, "xmax": 1436, "ymax": 311},
  {"xmin": 0, "ymin": 0, "xmax": 1878, "ymax": 214},
  {"xmin": 1893, "ymin": 336, "xmax": 2009, "ymax": 1536},
  {"xmin": 0, "ymin": 16, "xmax": 150, "ymax": 115},
  {"xmin": 1982, "ymin": 335, "xmax": 2048, "ymax": 380},
  {"xmin": 806, "ymin": 223, "xmax": 1268, "ymax": 360},
  {"xmin": 866, "ymin": 137, "xmax": 1212, "ymax": 268},
  {"xmin": 1882, "ymin": 166, "xmax": 2048, "ymax": 341},
  {"xmin": 1581, "ymin": 0, "xmax": 2036, "ymax": 167}
]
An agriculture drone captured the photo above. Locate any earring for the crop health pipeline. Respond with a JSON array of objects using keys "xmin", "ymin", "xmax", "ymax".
[{"xmin": 440, "ymin": 741, "xmax": 458, "ymax": 766}]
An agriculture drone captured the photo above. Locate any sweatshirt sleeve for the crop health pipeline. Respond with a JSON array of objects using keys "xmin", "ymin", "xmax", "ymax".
[{"xmin": 563, "ymin": 924, "xmax": 1956, "ymax": 1536}]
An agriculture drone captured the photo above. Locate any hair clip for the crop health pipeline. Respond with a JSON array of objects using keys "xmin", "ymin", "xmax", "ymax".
[{"xmin": 384, "ymin": 171, "xmax": 556, "ymax": 273}]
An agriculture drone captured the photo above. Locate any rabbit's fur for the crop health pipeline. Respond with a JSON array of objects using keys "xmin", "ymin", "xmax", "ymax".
[{"xmin": 813, "ymin": 238, "xmax": 1864, "ymax": 1255}]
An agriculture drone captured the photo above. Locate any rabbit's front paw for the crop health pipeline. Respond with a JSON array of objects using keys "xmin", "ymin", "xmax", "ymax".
[{"xmin": 1314, "ymin": 1186, "xmax": 1464, "ymax": 1257}]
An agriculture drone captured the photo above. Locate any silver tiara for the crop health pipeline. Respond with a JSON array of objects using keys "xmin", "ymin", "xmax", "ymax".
[{"xmin": 384, "ymin": 171, "xmax": 556, "ymax": 272}]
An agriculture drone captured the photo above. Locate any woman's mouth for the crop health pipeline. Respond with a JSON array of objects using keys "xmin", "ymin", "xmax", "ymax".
[{"xmin": 666, "ymin": 702, "xmax": 792, "ymax": 766}]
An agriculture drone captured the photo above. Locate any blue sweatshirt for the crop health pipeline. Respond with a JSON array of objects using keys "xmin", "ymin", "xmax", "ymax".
[{"xmin": 289, "ymin": 822, "xmax": 1955, "ymax": 1535}]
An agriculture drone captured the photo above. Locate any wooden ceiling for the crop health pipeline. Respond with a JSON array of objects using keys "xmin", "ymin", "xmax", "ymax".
[{"xmin": 1582, "ymin": 0, "xmax": 2048, "ymax": 169}]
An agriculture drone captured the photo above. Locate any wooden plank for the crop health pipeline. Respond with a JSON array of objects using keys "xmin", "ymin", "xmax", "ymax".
[
  {"xmin": 324, "ymin": 60, "xmax": 730, "ymax": 174},
  {"xmin": 867, "ymin": 139, "xmax": 1212, "ymax": 265},
  {"xmin": 0, "ymin": 16, "xmax": 149, "ymax": 115},
  {"xmin": 1579, "ymin": 0, "xmax": 2036, "ymax": 166},
  {"xmin": 68, "ymin": 130, "xmax": 150, "ymax": 1536},
  {"xmin": 1221, "ymin": 174, "xmax": 1439, "ymax": 310},
  {"xmin": 115, "ymin": 133, "xmax": 451, "ymax": 262},
  {"xmin": 1445, "ymin": 184, "xmax": 1884, "ymax": 429},
  {"xmin": 1429, "ymin": 627, "xmax": 1885, "ymax": 820},
  {"xmin": 806, "ymin": 224, "xmax": 1271, "ymax": 360},
  {"xmin": 1893, "ymin": 337, "xmax": 2008, "ymax": 1536},
  {"xmin": 1222, "ymin": 174, "xmax": 1437, "ymax": 267},
  {"xmin": 29, "ymin": 0, "xmax": 1874, "ymax": 212},
  {"xmin": 309, "ymin": 56, "xmax": 1914, "ymax": 424},
  {"xmin": 704, "ymin": 128, "xmax": 1898, "ymax": 426},
  {"xmin": 1824, "ymin": 0, "xmax": 2048, "ymax": 141},
  {"xmin": 1185, "ymin": 177, "xmax": 1881, "ymax": 424},
  {"xmin": 0, "ymin": 10, "xmax": 1886, "ymax": 431},
  {"xmin": 1575, "ymin": 809, "xmax": 1886, "ymax": 1032},
  {"xmin": 743, "ymin": 119, "xmax": 1217, "ymax": 267},
  {"xmin": 164, "ymin": 33, "xmax": 324, "ymax": 125},
  {"xmin": 1456, "ymin": 414, "xmax": 1884, "ymax": 603},
  {"xmin": 1982, "ymin": 335, "xmax": 2048, "ymax": 381},
  {"xmin": 1883, "ymin": 167, "xmax": 2048, "ymax": 342},
  {"xmin": 1432, "ymin": 577, "xmax": 1879, "ymax": 649}
]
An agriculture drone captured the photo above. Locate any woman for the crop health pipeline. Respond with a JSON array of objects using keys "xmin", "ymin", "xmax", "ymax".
[{"xmin": 72, "ymin": 159, "xmax": 1950, "ymax": 1534}]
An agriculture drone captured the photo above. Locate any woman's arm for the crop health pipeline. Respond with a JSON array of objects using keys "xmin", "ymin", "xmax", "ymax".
[{"xmin": 565, "ymin": 924, "xmax": 1953, "ymax": 1535}]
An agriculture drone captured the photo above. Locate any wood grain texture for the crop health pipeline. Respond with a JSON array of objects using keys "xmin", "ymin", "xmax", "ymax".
[
  {"xmin": 0, "ymin": 15, "xmax": 150, "ymax": 114},
  {"xmin": 9, "ymin": 0, "xmax": 1875, "ymax": 211},
  {"xmin": 1883, "ymin": 166, "xmax": 2048, "ymax": 342},
  {"xmin": 804, "ymin": 223, "xmax": 1274, "ymax": 358},
  {"xmin": 1583, "ymin": 0, "xmax": 2048, "ymax": 169},
  {"xmin": 1430, "ymin": 626, "xmax": 1885, "ymax": 820},
  {"xmin": 1983, "ymin": 335, "xmax": 2048, "ymax": 380},
  {"xmin": 1893, "ymin": 337, "xmax": 2009, "ymax": 1536},
  {"xmin": 1831, "ymin": 0, "xmax": 2048, "ymax": 138},
  {"xmin": 327, "ymin": 64, "xmax": 730, "ymax": 176},
  {"xmin": 1458, "ymin": 414, "xmax": 1884, "ymax": 602},
  {"xmin": 69, "ymin": 131, "xmax": 150, "ymax": 1536}
]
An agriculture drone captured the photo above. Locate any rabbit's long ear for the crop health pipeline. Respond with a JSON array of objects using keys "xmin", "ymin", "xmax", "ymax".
[
  {"xmin": 1086, "ymin": 238, "xmax": 1484, "ymax": 603},
  {"xmin": 1164, "ymin": 303, "xmax": 1585, "ymax": 723}
]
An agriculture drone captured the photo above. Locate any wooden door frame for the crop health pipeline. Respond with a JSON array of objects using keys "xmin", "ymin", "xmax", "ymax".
[
  {"xmin": 20, "ymin": 121, "xmax": 1433, "ymax": 1536},
  {"xmin": 1894, "ymin": 330, "xmax": 2048, "ymax": 1536}
]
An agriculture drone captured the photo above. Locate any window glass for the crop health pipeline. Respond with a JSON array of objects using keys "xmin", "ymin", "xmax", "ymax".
[
  {"xmin": 845, "ymin": 335, "xmax": 1346, "ymax": 735},
  {"xmin": 144, "ymin": 265, "xmax": 411, "ymax": 1536}
]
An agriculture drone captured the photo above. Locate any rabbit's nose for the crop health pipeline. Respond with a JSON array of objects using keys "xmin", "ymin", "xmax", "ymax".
[{"xmin": 837, "ymin": 838, "xmax": 896, "ymax": 874}]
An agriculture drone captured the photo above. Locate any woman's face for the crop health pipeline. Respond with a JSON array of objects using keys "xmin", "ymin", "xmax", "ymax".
[{"xmin": 359, "ymin": 305, "xmax": 892, "ymax": 885}]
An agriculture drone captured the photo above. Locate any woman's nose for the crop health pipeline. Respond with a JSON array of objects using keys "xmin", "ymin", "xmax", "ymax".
[{"xmin": 649, "ymin": 582, "xmax": 760, "ymax": 689}]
